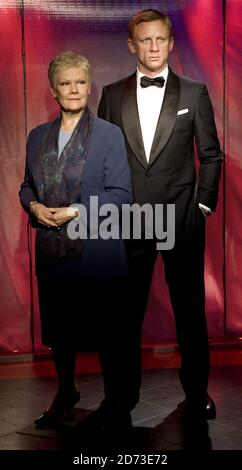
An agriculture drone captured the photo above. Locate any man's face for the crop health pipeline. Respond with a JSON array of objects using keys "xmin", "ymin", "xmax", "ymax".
[{"xmin": 128, "ymin": 19, "xmax": 174, "ymax": 76}]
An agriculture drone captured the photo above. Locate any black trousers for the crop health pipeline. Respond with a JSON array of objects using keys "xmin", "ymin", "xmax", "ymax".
[{"xmin": 100, "ymin": 215, "xmax": 210, "ymax": 413}]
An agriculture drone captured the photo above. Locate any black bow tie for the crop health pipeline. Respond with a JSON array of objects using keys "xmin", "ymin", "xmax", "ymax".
[{"xmin": 140, "ymin": 76, "xmax": 165, "ymax": 88}]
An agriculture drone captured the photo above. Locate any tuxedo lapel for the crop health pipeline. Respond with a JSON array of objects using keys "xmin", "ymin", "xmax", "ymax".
[
  {"xmin": 149, "ymin": 68, "xmax": 180, "ymax": 165},
  {"xmin": 121, "ymin": 73, "xmax": 148, "ymax": 168}
]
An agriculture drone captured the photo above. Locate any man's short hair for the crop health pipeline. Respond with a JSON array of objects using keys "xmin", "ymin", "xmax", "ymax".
[{"xmin": 128, "ymin": 9, "xmax": 173, "ymax": 40}]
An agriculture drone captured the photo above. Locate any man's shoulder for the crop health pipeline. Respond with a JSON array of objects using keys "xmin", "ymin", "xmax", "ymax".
[{"xmin": 174, "ymin": 70, "xmax": 205, "ymax": 90}]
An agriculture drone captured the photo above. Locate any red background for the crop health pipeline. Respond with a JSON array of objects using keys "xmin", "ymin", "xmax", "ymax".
[{"xmin": 0, "ymin": 1, "xmax": 240, "ymax": 354}]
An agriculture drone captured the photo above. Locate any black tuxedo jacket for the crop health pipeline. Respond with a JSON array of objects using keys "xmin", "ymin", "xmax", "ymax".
[{"xmin": 98, "ymin": 68, "xmax": 223, "ymax": 241}]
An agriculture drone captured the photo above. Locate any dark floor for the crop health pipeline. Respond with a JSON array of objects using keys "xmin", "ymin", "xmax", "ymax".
[{"xmin": 0, "ymin": 365, "xmax": 242, "ymax": 466}]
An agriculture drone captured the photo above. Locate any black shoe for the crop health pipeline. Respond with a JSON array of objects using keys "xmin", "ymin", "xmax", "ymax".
[
  {"xmin": 184, "ymin": 394, "xmax": 216, "ymax": 421},
  {"xmin": 35, "ymin": 389, "xmax": 80, "ymax": 429},
  {"xmin": 205, "ymin": 394, "xmax": 216, "ymax": 420}
]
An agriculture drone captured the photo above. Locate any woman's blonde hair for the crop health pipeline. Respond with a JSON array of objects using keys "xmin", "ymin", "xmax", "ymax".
[{"xmin": 48, "ymin": 51, "xmax": 91, "ymax": 89}]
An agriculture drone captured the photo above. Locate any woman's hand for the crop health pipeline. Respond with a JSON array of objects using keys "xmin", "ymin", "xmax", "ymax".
[
  {"xmin": 48, "ymin": 207, "xmax": 79, "ymax": 226},
  {"xmin": 30, "ymin": 202, "xmax": 59, "ymax": 227},
  {"xmin": 30, "ymin": 203, "xmax": 79, "ymax": 227}
]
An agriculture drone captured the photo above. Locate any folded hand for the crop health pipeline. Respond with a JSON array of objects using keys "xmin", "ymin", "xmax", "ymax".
[{"xmin": 31, "ymin": 204, "xmax": 78, "ymax": 227}]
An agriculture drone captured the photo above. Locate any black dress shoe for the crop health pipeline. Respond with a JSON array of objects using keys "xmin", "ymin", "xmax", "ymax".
[
  {"xmin": 205, "ymin": 394, "xmax": 216, "ymax": 420},
  {"xmin": 184, "ymin": 394, "xmax": 216, "ymax": 421},
  {"xmin": 35, "ymin": 389, "xmax": 80, "ymax": 429}
]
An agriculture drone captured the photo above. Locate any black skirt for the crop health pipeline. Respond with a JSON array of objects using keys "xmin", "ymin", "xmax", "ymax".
[{"xmin": 37, "ymin": 238, "xmax": 128, "ymax": 350}]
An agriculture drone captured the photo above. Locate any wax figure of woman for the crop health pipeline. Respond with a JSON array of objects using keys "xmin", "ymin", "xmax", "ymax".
[{"xmin": 19, "ymin": 51, "xmax": 132, "ymax": 428}]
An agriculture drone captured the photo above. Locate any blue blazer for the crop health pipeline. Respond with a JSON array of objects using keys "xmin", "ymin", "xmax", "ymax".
[{"xmin": 19, "ymin": 117, "xmax": 133, "ymax": 278}]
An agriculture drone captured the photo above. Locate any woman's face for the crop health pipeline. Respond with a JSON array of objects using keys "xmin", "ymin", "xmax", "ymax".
[{"xmin": 51, "ymin": 66, "xmax": 91, "ymax": 114}]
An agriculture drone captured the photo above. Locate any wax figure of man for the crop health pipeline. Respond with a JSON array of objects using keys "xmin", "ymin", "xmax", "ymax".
[{"xmin": 98, "ymin": 9, "xmax": 223, "ymax": 422}]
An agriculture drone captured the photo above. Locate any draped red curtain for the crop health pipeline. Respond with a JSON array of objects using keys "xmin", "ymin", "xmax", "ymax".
[
  {"xmin": 0, "ymin": 1, "xmax": 239, "ymax": 354},
  {"xmin": 225, "ymin": 1, "xmax": 242, "ymax": 335}
]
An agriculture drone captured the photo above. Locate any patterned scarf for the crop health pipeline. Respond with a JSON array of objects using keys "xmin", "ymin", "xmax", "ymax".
[{"xmin": 35, "ymin": 106, "xmax": 94, "ymax": 271}]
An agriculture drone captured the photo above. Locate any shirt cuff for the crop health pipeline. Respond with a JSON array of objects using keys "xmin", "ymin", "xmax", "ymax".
[{"xmin": 199, "ymin": 203, "xmax": 211, "ymax": 214}]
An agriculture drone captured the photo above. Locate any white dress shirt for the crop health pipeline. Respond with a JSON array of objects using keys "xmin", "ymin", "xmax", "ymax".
[
  {"xmin": 136, "ymin": 66, "xmax": 211, "ymax": 214},
  {"xmin": 137, "ymin": 66, "xmax": 168, "ymax": 162}
]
